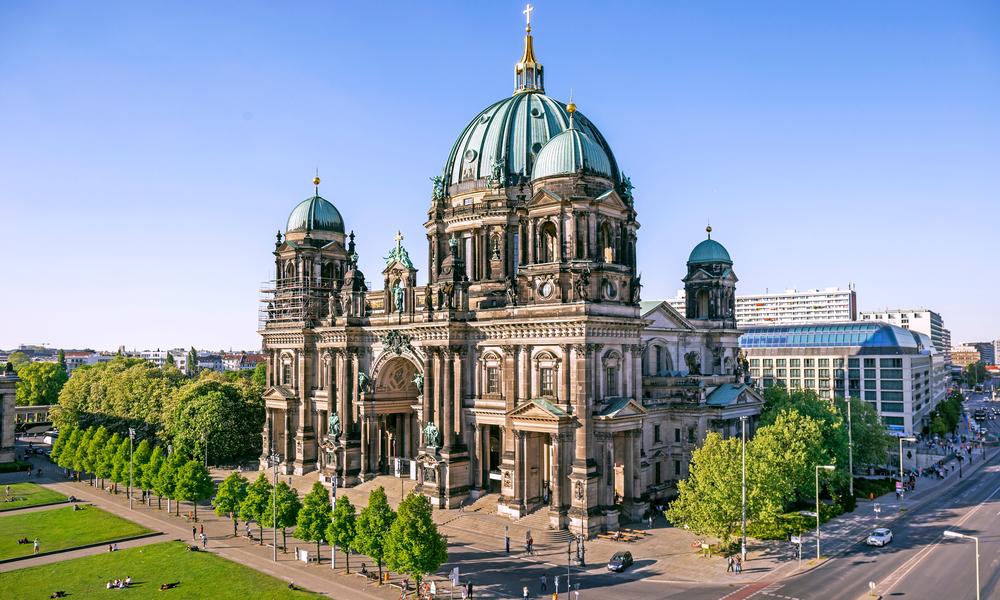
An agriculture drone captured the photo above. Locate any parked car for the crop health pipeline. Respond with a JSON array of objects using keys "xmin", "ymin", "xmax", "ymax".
[
  {"xmin": 607, "ymin": 551, "xmax": 633, "ymax": 572},
  {"xmin": 866, "ymin": 528, "xmax": 893, "ymax": 547}
]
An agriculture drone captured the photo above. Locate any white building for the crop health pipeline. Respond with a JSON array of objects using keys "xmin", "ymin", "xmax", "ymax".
[
  {"xmin": 741, "ymin": 322, "xmax": 947, "ymax": 436},
  {"xmin": 668, "ymin": 287, "xmax": 857, "ymax": 326},
  {"xmin": 62, "ymin": 351, "xmax": 113, "ymax": 373},
  {"xmin": 859, "ymin": 309, "xmax": 952, "ymax": 363},
  {"xmin": 141, "ymin": 348, "xmax": 191, "ymax": 374}
]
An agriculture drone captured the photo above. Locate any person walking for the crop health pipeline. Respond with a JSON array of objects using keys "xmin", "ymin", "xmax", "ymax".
[
  {"xmin": 735, "ymin": 556, "xmax": 742, "ymax": 574},
  {"xmin": 727, "ymin": 555, "xmax": 734, "ymax": 572},
  {"xmin": 540, "ymin": 574, "xmax": 547, "ymax": 592},
  {"xmin": 199, "ymin": 524, "xmax": 204, "ymax": 536},
  {"xmin": 201, "ymin": 533, "xmax": 207, "ymax": 549},
  {"xmin": 523, "ymin": 586, "xmax": 529, "ymax": 600},
  {"xmin": 33, "ymin": 538, "xmax": 39, "ymax": 554},
  {"xmin": 192, "ymin": 525, "xmax": 197, "ymax": 540}
]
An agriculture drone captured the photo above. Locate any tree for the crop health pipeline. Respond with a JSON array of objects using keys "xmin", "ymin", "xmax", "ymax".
[
  {"xmin": 72, "ymin": 427, "xmax": 95, "ymax": 483},
  {"xmin": 241, "ymin": 473, "xmax": 273, "ymax": 544},
  {"xmin": 296, "ymin": 482, "xmax": 333, "ymax": 563},
  {"xmin": 130, "ymin": 439, "xmax": 152, "ymax": 501},
  {"xmin": 187, "ymin": 347, "xmax": 198, "ymax": 376},
  {"xmin": 110, "ymin": 436, "xmax": 132, "ymax": 494},
  {"xmin": 50, "ymin": 424, "xmax": 74, "ymax": 465},
  {"xmin": 251, "ymin": 362, "xmax": 267, "ymax": 391},
  {"xmin": 166, "ymin": 378, "xmax": 265, "ymax": 464},
  {"xmin": 96, "ymin": 432, "xmax": 121, "ymax": 491},
  {"xmin": 57, "ymin": 349, "xmax": 66, "ymax": 370},
  {"xmin": 15, "ymin": 361, "xmax": 68, "ymax": 406},
  {"xmin": 327, "ymin": 495, "xmax": 357, "ymax": 573},
  {"xmin": 385, "ymin": 493, "xmax": 447, "ymax": 591},
  {"xmin": 166, "ymin": 352, "xmax": 175, "ymax": 367},
  {"xmin": 835, "ymin": 397, "xmax": 891, "ymax": 468},
  {"xmin": 85, "ymin": 426, "xmax": 110, "ymax": 487},
  {"xmin": 154, "ymin": 451, "xmax": 185, "ymax": 515},
  {"xmin": 142, "ymin": 446, "xmax": 165, "ymax": 508},
  {"xmin": 174, "ymin": 459, "xmax": 215, "ymax": 521},
  {"xmin": 54, "ymin": 427, "xmax": 81, "ymax": 478},
  {"xmin": 214, "ymin": 472, "xmax": 249, "ymax": 536},
  {"xmin": 748, "ymin": 410, "xmax": 828, "ymax": 522},
  {"xmin": 265, "ymin": 482, "xmax": 302, "ymax": 552},
  {"xmin": 8, "ymin": 351, "xmax": 30, "ymax": 370},
  {"xmin": 666, "ymin": 432, "xmax": 743, "ymax": 544},
  {"xmin": 355, "ymin": 486, "xmax": 396, "ymax": 582},
  {"xmin": 929, "ymin": 413, "xmax": 949, "ymax": 438}
]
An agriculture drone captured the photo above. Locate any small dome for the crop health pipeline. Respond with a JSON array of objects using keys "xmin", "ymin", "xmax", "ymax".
[
  {"xmin": 531, "ymin": 128, "xmax": 613, "ymax": 181},
  {"xmin": 286, "ymin": 196, "xmax": 345, "ymax": 234},
  {"xmin": 688, "ymin": 238, "xmax": 732, "ymax": 265}
]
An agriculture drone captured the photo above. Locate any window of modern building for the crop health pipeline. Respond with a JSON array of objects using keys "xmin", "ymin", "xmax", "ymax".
[
  {"xmin": 763, "ymin": 359, "xmax": 773, "ymax": 367},
  {"xmin": 864, "ymin": 369, "xmax": 876, "ymax": 379},
  {"xmin": 805, "ymin": 369, "xmax": 815, "ymax": 378},
  {"xmin": 819, "ymin": 379, "xmax": 830, "ymax": 389},
  {"xmin": 486, "ymin": 366, "xmax": 500, "ymax": 394},
  {"xmin": 777, "ymin": 369, "xmax": 787, "ymax": 377},
  {"xmin": 751, "ymin": 359, "xmax": 760, "ymax": 367},
  {"xmin": 849, "ymin": 358, "xmax": 860, "ymax": 368},
  {"xmin": 804, "ymin": 359, "xmax": 815, "ymax": 367},
  {"xmin": 776, "ymin": 359, "xmax": 786, "ymax": 367},
  {"xmin": 880, "ymin": 358, "xmax": 903, "ymax": 368},
  {"xmin": 882, "ymin": 416, "xmax": 904, "ymax": 427},
  {"xmin": 864, "ymin": 391, "xmax": 877, "ymax": 401},
  {"xmin": 791, "ymin": 368, "xmax": 801, "ymax": 377},
  {"xmin": 849, "ymin": 379, "xmax": 860, "ymax": 391},
  {"xmin": 849, "ymin": 369, "xmax": 860, "ymax": 379},
  {"xmin": 882, "ymin": 391, "xmax": 904, "ymax": 401},
  {"xmin": 540, "ymin": 367, "xmax": 555, "ymax": 396},
  {"xmin": 864, "ymin": 379, "xmax": 876, "ymax": 390},
  {"xmin": 881, "ymin": 402, "xmax": 904, "ymax": 413},
  {"xmin": 790, "ymin": 359, "xmax": 801, "ymax": 367},
  {"xmin": 818, "ymin": 358, "xmax": 830, "ymax": 367},
  {"xmin": 881, "ymin": 380, "xmax": 904, "ymax": 391},
  {"xmin": 834, "ymin": 358, "xmax": 845, "ymax": 368},
  {"xmin": 819, "ymin": 369, "xmax": 830, "ymax": 377},
  {"xmin": 819, "ymin": 389, "xmax": 831, "ymax": 399},
  {"xmin": 881, "ymin": 369, "xmax": 903, "ymax": 379},
  {"xmin": 864, "ymin": 358, "xmax": 876, "ymax": 368},
  {"xmin": 805, "ymin": 380, "xmax": 816, "ymax": 389}
]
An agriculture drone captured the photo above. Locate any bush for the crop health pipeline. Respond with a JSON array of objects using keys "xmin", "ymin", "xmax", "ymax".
[
  {"xmin": 854, "ymin": 477, "xmax": 894, "ymax": 500},
  {"xmin": 0, "ymin": 461, "xmax": 32, "ymax": 474}
]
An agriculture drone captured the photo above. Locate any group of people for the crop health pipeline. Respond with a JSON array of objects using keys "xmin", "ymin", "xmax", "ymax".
[
  {"xmin": 192, "ymin": 524, "xmax": 208, "ymax": 548},
  {"xmin": 104, "ymin": 577, "xmax": 132, "ymax": 590},
  {"xmin": 726, "ymin": 555, "xmax": 744, "ymax": 574},
  {"xmin": 107, "ymin": 543, "xmax": 120, "ymax": 552}
]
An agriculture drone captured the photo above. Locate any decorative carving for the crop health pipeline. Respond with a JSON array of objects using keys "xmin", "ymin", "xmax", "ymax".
[
  {"xmin": 574, "ymin": 480, "xmax": 584, "ymax": 501},
  {"xmin": 502, "ymin": 470, "xmax": 512, "ymax": 489},
  {"xmin": 380, "ymin": 330, "xmax": 413, "ymax": 356},
  {"xmin": 735, "ymin": 349, "xmax": 750, "ymax": 380},
  {"xmin": 487, "ymin": 157, "xmax": 506, "ymax": 188},
  {"xmin": 630, "ymin": 274, "xmax": 642, "ymax": 304},
  {"xmin": 328, "ymin": 413, "xmax": 342, "ymax": 441},
  {"xmin": 423, "ymin": 466, "xmax": 437, "ymax": 483},
  {"xmin": 684, "ymin": 351, "xmax": 702, "ymax": 376},
  {"xmin": 620, "ymin": 173, "xmax": 634, "ymax": 203},
  {"xmin": 430, "ymin": 175, "xmax": 445, "ymax": 201},
  {"xmin": 358, "ymin": 371, "xmax": 373, "ymax": 394},
  {"xmin": 574, "ymin": 268, "xmax": 591, "ymax": 301},
  {"xmin": 424, "ymin": 285, "xmax": 433, "ymax": 311},
  {"xmin": 505, "ymin": 276, "xmax": 518, "ymax": 306},
  {"xmin": 711, "ymin": 346, "xmax": 723, "ymax": 371}
]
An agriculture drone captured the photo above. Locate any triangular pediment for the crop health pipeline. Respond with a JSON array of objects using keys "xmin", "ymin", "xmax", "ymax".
[
  {"xmin": 594, "ymin": 188, "xmax": 626, "ymax": 209},
  {"xmin": 596, "ymin": 397, "xmax": 647, "ymax": 418},
  {"xmin": 383, "ymin": 259, "xmax": 417, "ymax": 275},
  {"xmin": 264, "ymin": 386, "xmax": 296, "ymax": 400},
  {"xmin": 641, "ymin": 301, "xmax": 695, "ymax": 331},
  {"xmin": 506, "ymin": 398, "xmax": 569, "ymax": 420},
  {"xmin": 528, "ymin": 188, "xmax": 564, "ymax": 208}
]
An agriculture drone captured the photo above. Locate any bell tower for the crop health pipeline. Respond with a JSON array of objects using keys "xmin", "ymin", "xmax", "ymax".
[{"xmin": 683, "ymin": 226, "xmax": 737, "ymax": 328}]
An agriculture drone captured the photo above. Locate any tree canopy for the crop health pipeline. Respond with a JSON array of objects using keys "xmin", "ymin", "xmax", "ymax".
[
  {"xmin": 296, "ymin": 482, "xmax": 333, "ymax": 560},
  {"xmin": 354, "ymin": 486, "xmax": 396, "ymax": 581},
  {"xmin": 241, "ymin": 473, "xmax": 273, "ymax": 544},
  {"xmin": 327, "ymin": 495, "xmax": 357, "ymax": 572},
  {"xmin": 385, "ymin": 493, "xmax": 447, "ymax": 588},
  {"xmin": 666, "ymin": 432, "xmax": 743, "ymax": 544},
  {"xmin": 166, "ymin": 378, "xmax": 264, "ymax": 464},
  {"xmin": 15, "ymin": 361, "xmax": 68, "ymax": 406},
  {"xmin": 265, "ymin": 481, "xmax": 302, "ymax": 552},
  {"xmin": 174, "ymin": 459, "xmax": 214, "ymax": 520}
]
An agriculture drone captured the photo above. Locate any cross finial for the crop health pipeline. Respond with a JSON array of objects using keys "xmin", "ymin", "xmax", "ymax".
[
  {"xmin": 394, "ymin": 230, "xmax": 404, "ymax": 252},
  {"xmin": 523, "ymin": 3, "xmax": 533, "ymax": 32}
]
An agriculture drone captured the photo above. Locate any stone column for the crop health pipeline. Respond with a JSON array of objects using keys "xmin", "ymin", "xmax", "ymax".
[
  {"xmin": 350, "ymin": 352, "xmax": 360, "ymax": 429},
  {"xmin": 453, "ymin": 350, "xmax": 463, "ymax": 438},
  {"xmin": 442, "ymin": 349, "xmax": 454, "ymax": 449},
  {"xmin": 550, "ymin": 434, "xmax": 562, "ymax": 509},
  {"xmin": 631, "ymin": 427, "xmax": 642, "ymax": 500},
  {"xmin": 518, "ymin": 346, "xmax": 529, "ymax": 402},
  {"xmin": 622, "ymin": 431, "xmax": 634, "ymax": 502},
  {"xmin": 623, "ymin": 346, "xmax": 632, "ymax": 398},
  {"xmin": 430, "ymin": 348, "xmax": 440, "ymax": 428},
  {"xmin": 561, "ymin": 345, "xmax": 571, "ymax": 407},
  {"xmin": 474, "ymin": 424, "xmax": 483, "ymax": 489},
  {"xmin": 360, "ymin": 413, "xmax": 369, "ymax": 476},
  {"xmin": 502, "ymin": 346, "xmax": 517, "ymax": 412},
  {"xmin": 527, "ymin": 219, "xmax": 536, "ymax": 264},
  {"xmin": 632, "ymin": 345, "xmax": 642, "ymax": 399}
]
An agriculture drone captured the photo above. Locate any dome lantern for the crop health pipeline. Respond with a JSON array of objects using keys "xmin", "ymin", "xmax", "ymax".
[{"xmin": 514, "ymin": 4, "xmax": 544, "ymax": 94}]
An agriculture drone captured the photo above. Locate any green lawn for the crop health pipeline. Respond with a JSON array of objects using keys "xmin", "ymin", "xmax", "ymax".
[
  {"xmin": 0, "ymin": 541, "xmax": 323, "ymax": 599},
  {"xmin": 0, "ymin": 505, "xmax": 151, "ymax": 560},
  {"xmin": 0, "ymin": 483, "xmax": 67, "ymax": 512}
]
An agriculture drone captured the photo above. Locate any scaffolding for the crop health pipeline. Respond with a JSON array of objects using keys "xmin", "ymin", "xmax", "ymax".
[{"xmin": 259, "ymin": 277, "xmax": 339, "ymax": 330}]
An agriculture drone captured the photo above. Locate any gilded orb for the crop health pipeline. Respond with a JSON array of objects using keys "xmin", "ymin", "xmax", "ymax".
[
  {"xmin": 313, "ymin": 176, "xmax": 321, "ymax": 186},
  {"xmin": 566, "ymin": 102, "xmax": 577, "ymax": 114}
]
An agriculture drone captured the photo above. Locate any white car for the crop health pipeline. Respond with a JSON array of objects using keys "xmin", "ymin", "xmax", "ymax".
[{"xmin": 866, "ymin": 528, "xmax": 893, "ymax": 547}]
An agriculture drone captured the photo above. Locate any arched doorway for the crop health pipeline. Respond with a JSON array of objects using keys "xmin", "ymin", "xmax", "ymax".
[{"xmin": 366, "ymin": 356, "xmax": 420, "ymax": 478}]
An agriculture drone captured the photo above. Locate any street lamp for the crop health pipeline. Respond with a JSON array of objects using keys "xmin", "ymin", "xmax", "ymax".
[
  {"xmin": 127, "ymin": 428, "xmax": 135, "ymax": 510},
  {"xmin": 740, "ymin": 415, "xmax": 748, "ymax": 562},
  {"xmin": 814, "ymin": 465, "xmax": 835, "ymax": 559},
  {"xmin": 268, "ymin": 451, "xmax": 280, "ymax": 562},
  {"xmin": 943, "ymin": 531, "xmax": 980, "ymax": 600},
  {"xmin": 898, "ymin": 436, "xmax": 917, "ymax": 507}
]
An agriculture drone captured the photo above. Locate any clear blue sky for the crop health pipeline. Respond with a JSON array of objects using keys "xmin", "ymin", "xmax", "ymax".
[{"xmin": 2, "ymin": 1, "xmax": 998, "ymax": 351}]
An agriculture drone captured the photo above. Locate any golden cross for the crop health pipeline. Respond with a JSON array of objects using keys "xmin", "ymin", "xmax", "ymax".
[{"xmin": 523, "ymin": 4, "xmax": 533, "ymax": 30}]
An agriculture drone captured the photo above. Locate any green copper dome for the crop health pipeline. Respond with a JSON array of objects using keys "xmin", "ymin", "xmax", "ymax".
[
  {"xmin": 531, "ymin": 128, "xmax": 613, "ymax": 181},
  {"xmin": 688, "ymin": 238, "xmax": 732, "ymax": 265},
  {"xmin": 286, "ymin": 196, "xmax": 345, "ymax": 234},
  {"xmin": 443, "ymin": 93, "xmax": 619, "ymax": 188}
]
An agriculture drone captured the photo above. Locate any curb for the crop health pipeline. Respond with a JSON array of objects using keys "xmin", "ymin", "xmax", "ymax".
[
  {"xmin": 0, "ymin": 531, "xmax": 163, "ymax": 565},
  {"xmin": 0, "ymin": 499, "xmax": 69, "ymax": 513}
]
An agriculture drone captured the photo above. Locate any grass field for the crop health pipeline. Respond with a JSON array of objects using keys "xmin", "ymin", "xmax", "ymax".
[
  {"xmin": 1, "ymin": 483, "xmax": 66, "ymax": 512},
  {"xmin": 0, "ymin": 505, "xmax": 151, "ymax": 560},
  {"xmin": 0, "ymin": 540, "xmax": 323, "ymax": 599}
]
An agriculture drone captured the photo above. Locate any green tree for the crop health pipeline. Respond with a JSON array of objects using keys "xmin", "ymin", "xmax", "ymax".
[
  {"xmin": 748, "ymin": 410, "xmax": 828, "ymax": 523},
  {"xmin": 666, "ymin": 432, "xmax": 743, "ymax": 544},
  {"xmin": 8, "ymin": 351, "xmax": 30, "ymax": 370},
  {"xmin": 214, "ymin": 472, "xmax": 249, "ymax": 536},
  {"xmin": 836, "ymin": 397, "xmax": 891, "ymax": 468},
  {"xmin": 174, "ymin": 459, "xmax": 215, "ymax": 521},
  {"xmin": 385, "ymin": 493, "xmax": 447, "ymax": 591},
  {"xmin": 251, "ymin": 362, "xmax": 267, "ymax": 391},
  {"xmin": 240, "ymin": 473, "xmax": 273, "ymax": 544},
  {"xmin": 110, "ymin": 435, "xmax": 132, "ymax": 494},
  {"xmin": 50, "ymin": 424, "xmax": 74, "ymax": 465},
  {"xmin": 85, "ymin": 426, "xmax": 110, "ymax": 486},
  {"xmin": 327, "ymin": 495, "xmax": 357, "ymax": 572},
  {"xmin": 265, "ymin": 482, "xmax": 301, "ymax": 552},
  {"xmin": 15, "ymin": 361, "xmax": 69, "ymax": 406},
  {"xmin": 96, "ymin": 432, "xmax": 122, "ymax": 490},
  {"xmin": 166, "ymin": 352, "xmax": 175, "ymax": 367},
  {"xmin": 71, "ymin": 427, "xmax": 95, "ymax": 483},
  {"xmin": 295, "ymin": 482, "xmax": 333, "ymax": 563},
  {"xmin": 154, "ymin": 451, "xmax": 185, "ymax": 515},
  {"xmin": 57, "ymin": 349, "xmax": 66, "ymax": 369},
  {"xmin": 166, "ymin": 378, "xmax": 265, "ymax": 464},
  {"xmin": 355, "ymin": 486, "xmax": 396, "ymax": 582},
  {"xmin": 143, "ymin": 446, "xmax": 165, "ymax": 508},
  {"xmin": 130, "ymin": 439, "xmax": 152, "ymax": 501},
  {"xmin": 186, "ymin": 347, "xmax": 198, "ymax": 376}
]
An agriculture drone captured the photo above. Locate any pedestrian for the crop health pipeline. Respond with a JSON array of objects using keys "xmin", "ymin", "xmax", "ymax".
[
  {"xmin": 430, "ymin": 579, "xmax": 436, "ymax": 598},
  {"xmin": 199, "ymin": 524, "xmax": 204, "ymax": 535},
  {"xmin": 648, "ymin": 514, "xmax": 654, "ymax": 528},
  {"xmin": 467, "ymin": 581, "xmax": 473, "ymax": 599},
  {"xmin": 727, "ymin": 555, "xmax": 734, "ymax": 572},
  {"xmin": 33, "ymin": 538, "xmax": 39, "ymax": 554},
  {"xmin": 201, "ymin": 533, "xmax": 207, "ymax": 548},
  {"xmin": 523, "ymin": 586, "xmax": 529, "ymax": 600},
  {"xmin": 735, "ymin": 556, "xmax": 742, "ymax": 574},
  {"xmin": 540, "ymin": 574, "xmax": 547, "ymax": 592},
  {"xmin": 192, "ymin": 525, "xmax": 197, "ymax": 540}
]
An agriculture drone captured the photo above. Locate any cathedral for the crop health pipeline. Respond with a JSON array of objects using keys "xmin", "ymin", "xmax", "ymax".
[{"xmin": 259, "ymin": 9, "xmax": 761, "ymax": 535}]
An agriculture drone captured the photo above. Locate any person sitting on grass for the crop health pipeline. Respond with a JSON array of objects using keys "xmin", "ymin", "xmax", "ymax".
[{"xmin": 125, "ymin": 576, "xmax": 132, "ymax": 586}]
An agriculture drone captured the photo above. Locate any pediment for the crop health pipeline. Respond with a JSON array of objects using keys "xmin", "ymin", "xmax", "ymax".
[
  {"xmin": 528, "ymin": 188, "xmax": 564, "ymax": 208},
  {"xmin": 506, "ymin": 398, "xmax": 569, "ymax": 420},
  {"xmin": 596, "ymin": 397, "xmax": 647, "ymax": 419},
  {"xmin": 264, "ymin": 386, "xmax": 296, "ymax": 400},
  {"xmin": 594, "ymin": 188, "xmax": 627, "ymax": 210},
  {"xmin": 641, "ymin": 301, "xmax": 695, "ymax": 331},
  {"xmin": 382, "ymin": 260, "xmax": 417, "ymax": 275}
]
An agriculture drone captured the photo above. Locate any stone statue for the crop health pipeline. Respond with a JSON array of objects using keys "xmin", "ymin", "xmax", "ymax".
[
  {"xmin": 620, "ymin": 173, "xmax": 634, "ymax": 203},
  {"xmin": 491, "ymin": 236, "xmax": 501, "ymax": 260},
  {"xmin": 328, "ymin": 413, "xmax": 342, "ymax": 441},
  {"xmin": 358, "ymin": 371, "xmax": 373, "ymax": 394},
  {"xmin": 711, "ymin": 346, "xmax": 723, "ymax": 372},
  {"xmin": 684, "ymin": 351, "xmax": 702, "ymax": 376},
  {"xmin": 430, "ymin": 175, "xmax": 445, "ymax": 201},
  {"xmin": 487, "ymin": 157, "xmax": 505, "ymax": 188},
  {"xmin": 440, "ymin": 282, "xmax": 455, "ymax": 310},
  {"xmin": 574, "ymin": 268, "xmax": 590, "ymax": 301},
  {"xmin": 735, "ymin": 349, "xmax": 750, "ymax": 380},
  {"xmin": 392, "ymin": 281, "xmax": 405, "ymax": 313},
  {"xmin": 423, "ymin": 421, "xmax": 440, "ymax": 449},
  {"xmin": 505, "ymin": 276, "xmax": 518, "ymax": 306},
  {"xmin": 412, "ymin": 372, "xmax": 424, "ymax": 394},
  {"xmin": 423, "ymin": 285, "xmax": 433, "ymax": 311},
  {"xmin": 631, "ymin": 274, "xmax": 642, "ymax": 304}
]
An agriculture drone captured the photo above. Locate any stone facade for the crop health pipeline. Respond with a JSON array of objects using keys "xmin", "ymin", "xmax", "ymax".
[{"xmin": 0, "ymin": 363, "xmax": 18, "ymax": 463}]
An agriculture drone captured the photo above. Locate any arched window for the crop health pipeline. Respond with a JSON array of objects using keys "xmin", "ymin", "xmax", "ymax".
[
  {"xmin": 539, "ymin": 222, "xmax": 558, "ymax": 263},
  {"xmin": 696, "ymin": 289, "xmax": 710, "ymax": 319},
  {"xmin": 599, "ymin": 222, "xmax": 615, "ymax": 263},
  {"xmin": 283, "ymin": 261, "xmax": 296, "ymax": 281}
]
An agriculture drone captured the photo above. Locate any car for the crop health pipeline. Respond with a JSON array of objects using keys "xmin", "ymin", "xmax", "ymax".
[
  {"xmin": 866, "ymin": 528, "xmax": 893, "ymax": 547},
  {"xmin": 607, "ymin": 551, "xmax": 634, "ymax": 572}
]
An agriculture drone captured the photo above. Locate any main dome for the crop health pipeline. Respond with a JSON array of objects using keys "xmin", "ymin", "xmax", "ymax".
[
  {"xmin": 443, "ymin": 93, "xmax": 619, "ymax": 188},
  {"xmin": 286, "ymin": 195, "xmax": 345, "ymax": 234}
]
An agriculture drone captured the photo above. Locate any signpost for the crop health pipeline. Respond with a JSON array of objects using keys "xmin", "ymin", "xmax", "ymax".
[{"xmin": 874, "ymin": 503, "xmax": 881, "ymax": 520}]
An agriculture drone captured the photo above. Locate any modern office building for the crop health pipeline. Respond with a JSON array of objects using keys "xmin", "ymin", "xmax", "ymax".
[
  {"xmin": 741, "ymin": 322, "xmax": 947, "ymax": 436},
  {"xmin": 140, "ymin": 348, "xmax": 191, "ymax": 375},
  {"xmin": 859, "ymin": 309, "xmax": 952, "ymax": 363},
  {"xmin": 668, "ymin": 287, "xmax": 857, "ymax": 326},
  {"xmin": 968, "ymin": 342, "xmax": 995, "ymax": 366},
  {"xmin": 951, "ymin": 346, "xmax": 981, "ymax": 369}
]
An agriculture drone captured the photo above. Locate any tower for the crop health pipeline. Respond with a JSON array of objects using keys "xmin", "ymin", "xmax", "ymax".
[{"xmin": 682, "ymin": 226, "xmax": 740, "ymax": 376}]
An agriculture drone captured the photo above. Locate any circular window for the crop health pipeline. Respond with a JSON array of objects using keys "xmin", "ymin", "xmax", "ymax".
[
  {"xmin": 530, "ymin": 107, "xmax": 541, "ymax": 117},
  {"xmin": 464, "ymin": 149, "xmax": 478, "ymax": 162},
  {"xmin": 604, "ymin": 280, "xmax": 617, "ymax": 299},
  {"xmin": 531, "ymin": 142, "xmax": 543, "ymax": 153},
  {"xmin": 539, "ymin": 281, "xmax": 553, "ymax": 298}
]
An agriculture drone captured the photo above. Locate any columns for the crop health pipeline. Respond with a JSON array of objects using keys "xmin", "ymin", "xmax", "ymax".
[
  {"xmin": 550, "ymin": 434, "xmax": 563, "ymax": 510},
  {"xmin": 360, "ymin": 413, "xmax": 369, "ymax": 475},
  {"xmin": 474, "ymin": 425, "xmax": 483, "ymax": 489},
  {"xmin": 561, "ymin": 344, "xmax": 571, "ymax": 406},
  {"xmin": 442, "ymin": 349, "xmax": 454, "ymax": 450},
  {"xmin": 527, "ymin": 219, "xmax": 535, "ymax": 264},
  {"xmin": 430, "ymin": 348, "xmax": 441, "ymax": 430},
  {"xmin": 453, "ymin": 349, "xmax": 463, "ymax": 439},
  {"xmin": 622, "ymin": 431, "xmax": 634, "ymax": 502},
  {"xmin": 623, "ymin": 346, "xmax": 633, "ymax": 398},
  {"xmin": 350, "ymin": 352, "xmax": 360, "ymax": 428},
  {"xmin": 632, "ymin": 345, "xmax": 642, "ymax": 399},
  {"xmin": 502, "ymin": 346, "xmax": 517, "ymax": 412}
]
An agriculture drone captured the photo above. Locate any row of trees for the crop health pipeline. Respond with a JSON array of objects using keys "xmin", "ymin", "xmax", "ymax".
[
  {"xmin": 212, "ymin": 477, "xmax": 447, "ymax": 590},
  {"xmin": 928, "ymin": 390, "xmax": 965, "ymax": 437},
  {"xmin": 51, "ymin": 357, "xmax": 266, "ymax": 464},
  {"xmin": 667, "ymin": 388, "xmax": 892, "ymax": 545},
  {"xmin": 50, "ymin": 424, "xmax": 214, "ymax": 519}
]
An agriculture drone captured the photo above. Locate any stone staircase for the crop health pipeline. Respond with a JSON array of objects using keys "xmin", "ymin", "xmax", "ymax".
[
  {"xmin": 465, "ymin": 492, "xmax": 500, "ymax": 515},
  {"xmin": 518, "ymin": 507, "xmax": 574, "ymax": 544}
]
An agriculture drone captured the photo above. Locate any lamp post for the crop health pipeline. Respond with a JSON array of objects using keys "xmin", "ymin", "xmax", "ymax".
[
  {"xmin": 330, "ymin": 475, "xmax": 338, "ymax": 570},
  {"xmin": 814, "ymin": 465, "xmax": 835, "ymax": 559},
  {"xmin": 898, "ymin": 436, "xmax": 917, "ymax": 507},
  {"xmin": 943, "ymin": 531, "xmax": 980, "ymax": 600},
  {"xmin": 268, "ymin": 451, "xmax": 280, "ymax": 562},
  {"xmin": 740, "ymin": 415, "xmax": 748, "ymax": 562},
  {"xmin": 127, "ymin": 428, "xmax": 135, "ymax": 510}
]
